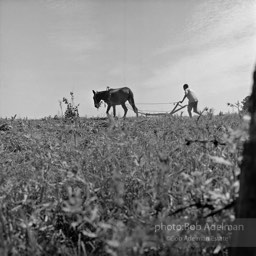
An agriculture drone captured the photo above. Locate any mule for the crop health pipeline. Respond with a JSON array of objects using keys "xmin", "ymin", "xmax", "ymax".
[{"xmin": 92, "ymin": 87, "xmax": 138, "ymax": 118}]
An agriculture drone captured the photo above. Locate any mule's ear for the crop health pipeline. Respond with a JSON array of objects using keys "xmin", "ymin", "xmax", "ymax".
[{"xmin": 92, "ymin": 90, "xmax": 96, "ymax": 95}]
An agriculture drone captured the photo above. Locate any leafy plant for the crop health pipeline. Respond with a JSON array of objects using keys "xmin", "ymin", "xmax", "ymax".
[{"xmin": 62, "ymin": 92, "xmax": 80, "ymax": 121}]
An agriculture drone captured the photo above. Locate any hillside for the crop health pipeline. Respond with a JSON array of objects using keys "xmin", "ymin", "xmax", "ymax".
[{"xmin": 0, "ymin": 114, "xmax": 248, "ymax": 255}]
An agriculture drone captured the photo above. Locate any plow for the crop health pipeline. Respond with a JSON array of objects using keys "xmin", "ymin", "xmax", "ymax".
[{"xmin": 136, "ymin": 102, "xmax": 188, "ymax": 117}]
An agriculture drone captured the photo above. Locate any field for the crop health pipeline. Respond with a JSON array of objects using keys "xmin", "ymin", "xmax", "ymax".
[{"xmin": 0, "ymin": 113, "xmax": 248, "ymax": 256}]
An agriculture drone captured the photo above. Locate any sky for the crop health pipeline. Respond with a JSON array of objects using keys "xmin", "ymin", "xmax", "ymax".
[{"xmin": 0, "ymin": 0, "xmax": 256, "ymax": 118}]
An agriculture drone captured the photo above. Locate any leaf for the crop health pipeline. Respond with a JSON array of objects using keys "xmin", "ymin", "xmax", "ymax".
[
  {"xmin": 208, "ymin": 190, "xmax": 225, "ymax": 200},
  {"xmin": 11, "ymin": 205, "xmax": 22, "ymax": 212},
  {"xmin": 106, "ymin": 240, "xmax": 120, "ymax": 248},
  {"xmin": 98, "ymin": 222, "xmax": 112, "ymax": 230},
  {"xmin": 209, "ymin": 156, "xmax": 232, "ymax": 166},
  {"xmin": 191, "ymin": 171, "xmax": 202, "ymax": 177},
  {"xmin": 204, "ymin": 178, "xmax": 213, "ymax": 185},
  {"xmin": 181, "ymin": 173, "xmax": 194, "ymax": 183},
  {"xmin": 232, "ymin": 180, "xmax": 240, "ymax": 193},
  {"xmin": 81, "ymin": 230, "xmax": 97, "ymax": 238},
  {"xmin": 213, "ymin": 244, "xmax": 222, "ymax": 254}
]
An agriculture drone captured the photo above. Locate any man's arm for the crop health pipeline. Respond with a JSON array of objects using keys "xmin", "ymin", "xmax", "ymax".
[{"xmin": 180, "ymin": 94, "xmax": 187, "ymax": 104}]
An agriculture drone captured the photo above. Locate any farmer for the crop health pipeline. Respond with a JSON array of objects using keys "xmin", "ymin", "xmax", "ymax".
[{"xmin": 179, "ymin": 84, "xmax": 201, "ymax": 118}]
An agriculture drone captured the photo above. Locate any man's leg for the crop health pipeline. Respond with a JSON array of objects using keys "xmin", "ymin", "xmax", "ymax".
[
  {"xmin": 188, "ymin": 104, "xmax": 192, "ymax": 118},
  {"xmin": 193, "ymin": 102, "xmax": 201, "ymax": 115}
]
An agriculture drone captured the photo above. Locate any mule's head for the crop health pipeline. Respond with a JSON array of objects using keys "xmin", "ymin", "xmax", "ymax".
[{"xmin": 92, "ymin": 90, "xmax": 101, "ymax": 108}]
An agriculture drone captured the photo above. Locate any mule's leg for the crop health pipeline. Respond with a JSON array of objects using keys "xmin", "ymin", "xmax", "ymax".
[
  {"xmin": 113, "ymin": 106, "xmax": 116, "ymax": 117},
  {"xmin": 121, "ymin": 103, "xmax": 128, "ymax": 118},
  {"xmin": 106, "ymin": 105, "xmax": 111, "ymax": 116}
]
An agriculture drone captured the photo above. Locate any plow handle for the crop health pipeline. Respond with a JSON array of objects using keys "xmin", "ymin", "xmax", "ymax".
[{"xmin": 170, "ymin": 102, "xmax": 187, "ymax": 115}]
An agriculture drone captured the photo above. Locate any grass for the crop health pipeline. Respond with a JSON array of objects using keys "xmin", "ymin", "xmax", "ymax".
[{"xmin": 0, "ymin": 113, "xmax": 248, "ymax": 256}]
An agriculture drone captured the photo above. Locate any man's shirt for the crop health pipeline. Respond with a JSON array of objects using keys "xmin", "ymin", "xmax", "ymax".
[{"xmin": 185, "ymin": 89, "xmax": 198, "ymax": 103}]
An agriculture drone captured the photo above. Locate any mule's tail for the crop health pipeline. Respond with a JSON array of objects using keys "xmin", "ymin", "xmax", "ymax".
[{"xmin": 128, "ymin": 89, "xmax": 138, "ymax": 117}]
